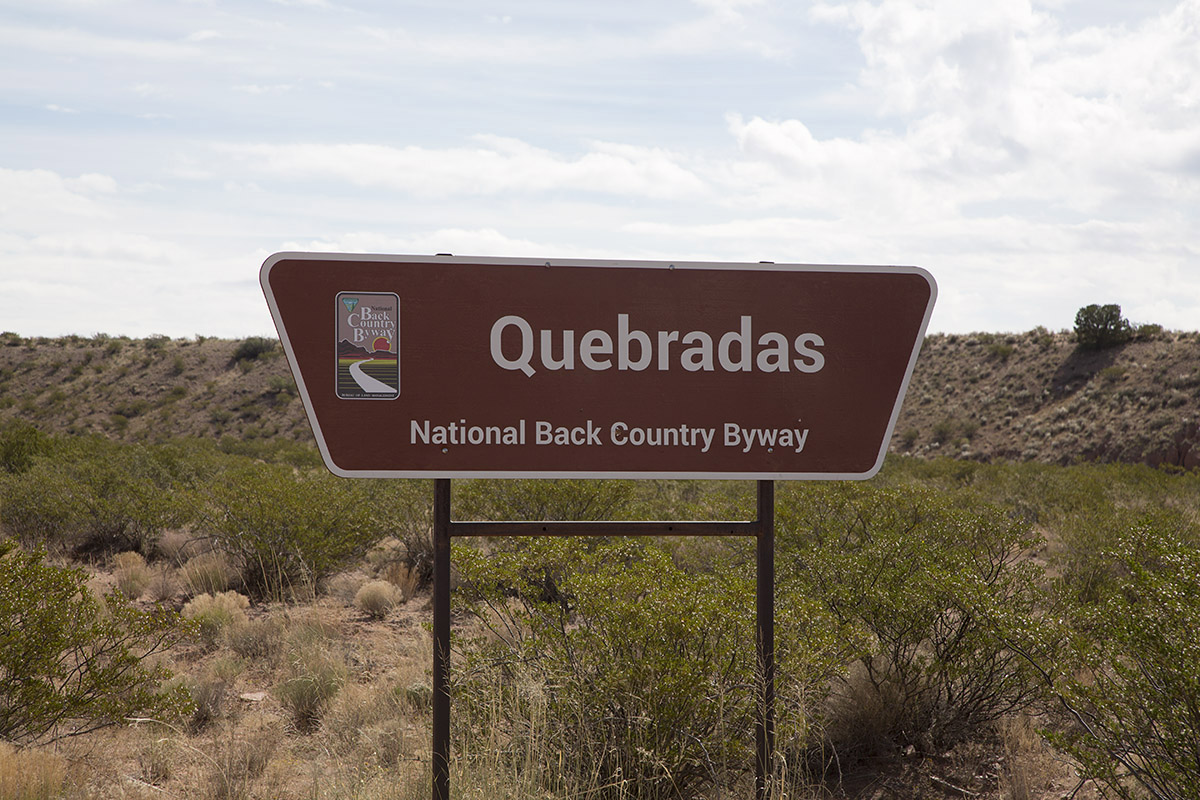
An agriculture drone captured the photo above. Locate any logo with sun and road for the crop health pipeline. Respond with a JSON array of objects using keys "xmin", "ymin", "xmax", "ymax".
[{"xmin": 336, "ymin": 292, "xmax": 400, "ymax": 400}]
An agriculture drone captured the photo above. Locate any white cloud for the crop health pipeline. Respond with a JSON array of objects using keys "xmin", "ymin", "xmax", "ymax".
[
  {"xmin": 132, "ymin": 82, "xmax": 168, "ymax": 97},
  {"xmin": 0, "ymin": 23, "xmax": 208, "ymax": 62},
  {"xmin": 216, "ymin": 138, "xmax": 708, "ymax": 199},
  {"xmin": 2, "ymin": 0, "xmax": 1197, "ymax": 337},
  {"xmin": 0, "ymin": 169, "xmax": 115, "ymax": 232},
  {"xmin": 721, "ymin": 0, "xmax": 1200, "ymax": 227},
  {"xmin": 232, "ymin": 84, "xmax": 293, "ymax": 94},
  {"xmin": 280, "ymin": 228, "xmax": 552, "ymax": 258}
]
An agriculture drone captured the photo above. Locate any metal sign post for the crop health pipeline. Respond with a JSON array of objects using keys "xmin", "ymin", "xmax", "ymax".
[{"xmin": 431, "ymin": 478, "xmax": 776, "ymax": 800}]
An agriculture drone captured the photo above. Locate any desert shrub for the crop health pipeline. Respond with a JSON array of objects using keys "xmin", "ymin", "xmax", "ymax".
[
  {"xmin": 136, "ymin": 730, "xmax": 173, "ymax": 785},
  {"xmin": 1074, "ymin": 303, "xmax": 1132, "ymax": 350},
  {"xmin": 187, "ymin": 678, "xmax": 228, "ymax": 733},
  {"xmin": 373, "ymin": 479, "xmax": 436, "ymax": 589},
  {"xmin": 777, "ymin": 483, "xmax": 1056, "ymax": 758},
  {"xmin": 276, "ymin": 640, "xmax": 347, "ymax": 733},
  {"xmin": 1099, "ymin": 364, "xmax": 1127, "ymax": 384},
  {"xmin": 0, "ymin": 458, "xmax": 74, "ymax": 546},
  {"xmin": 146, "ymin": 565, "xmax": 180, "ymax": 603},
  {"xmin": 986, "ymin": 341, "xmax": 1014, "ymax": 359},
  {"xmin": 1046, "ymin": 523, "xmax": 1200, "ymax": 800},
  {"xmin": 183, "ymin": 591, "xmax": 250, "ymax": 648},
  {"xmin": 215, "ymin": 436, "xmax": 323, "ymax": 469},
  {"xmin": 402, "ymin": 681, "xmax": 432, "ymax": 712},
  {"xmin": 232, "ymin": 336, "xmax": 276, "ymax": 362},
  {"xmin": 383, "ymin": 561, "xmax": 420, "ymax": 602},
  {"xmin": 154, "ymin": 528, "xmax": 195, "ymax": 564},
  {"xmin": 322, "ymin": 682, "xmax": 407, "ymax": 757},
  {"xmin": 265, "ymin": 374, "xmax": 297, "ymax": 397},
  {"xmin": 454, "ymin": 478, "xmax": 635, "ymax": 522},
  {"xmin": 205, "ymin": 723, "xmax": 279, "ymax": 800},
  {"xmin": 931, "ymin": 418, "xmax": 956, "ymax": 444},
  {"xmin": 113, "ymin": 550, "xmax": 151, "ymax": 599},
  {"xmin": 227, "ymin": 617, "xmax": 285, "ymax": 664},
  {"xmin": 0, "ymin": 437, "xmax": 194, "ymax": 553},
  {"xmin": 354, "ymin": 579, "xmax": 402, "ymax": 619},
  {"xmin": 1135, "ymin": 322, "xmax": 1165, "ymax": 340},
  {"xmin": 182, "ymin": 551, "xmax": 239, "ymax": 595},
  {"xmin": 0, "ymin": 420, "xmax": 49, "ymax": 474},
  {"xmin": 455, "ymin": 539, "xmax": 760, "ymax": 799},
  {"xmin": 326, "ymin": 571, "xmax": 366, "ymax": 604},
  {"xmin": 0, "ymin": 540, "xmax": 192, "ymax": 744},
  {"xmin": 201, "ymin": 463, "xmax": 391, "ymax": 600}
]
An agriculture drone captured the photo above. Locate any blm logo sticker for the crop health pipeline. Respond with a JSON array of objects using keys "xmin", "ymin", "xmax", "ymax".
[{"xmin": 336, "ymin": 292, "xmax": 400, "ymax": 400}]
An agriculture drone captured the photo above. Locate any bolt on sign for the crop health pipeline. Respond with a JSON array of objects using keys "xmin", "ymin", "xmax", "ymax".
[{"xmin": 261, "ymin": 253, "xmax": 937, "ymax": 479}]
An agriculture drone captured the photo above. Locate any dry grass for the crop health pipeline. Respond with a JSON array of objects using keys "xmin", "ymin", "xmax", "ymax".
[
  {"xmin": 203, "ymin": 722, "xmax": 280, "ymax": 800},
  {"xmin": 183, "ymin": 551, "xmax": 239, "ymax": 596},
  {"xmin": 227, "ymin": 616, "xmax": 285, "ymax": 664},
  {"xmin": 382, "ymin": 561, "xmax": 420, "ymax": 602},
  {"xmin": 326, "ymin": 570, "xmax": 366, "ymax": 604},
  {"xmin": 998, "ymin": 714, "xmax": 1099, "ymax": 800},
  {"xmin": 146, "ymin": 564, "xmax": 181, "ymax": 603},
  {"xmin": 183, "ymin": 591, "xmax": 250, "ymax": 648},
  {"xmin": 113, "ymin": 550, "xmax": 151, "ymax": 600},
  {"xmin": 1, "ymin": 569, "xmax": 1099, "ymax": 800},
  {"xmin": 0, "ymin": 742, "xmax": 66, "ymax": 800},
  {"xmin": 275, "ymin": 630, "xmax": 348, "ymax": 733},
  {"xmin": 354, "ymin": 579, "xmax": 403, "ymax": 619},
  {"xmin": 155, "ymin": 528, "xmax": 197, "ymax": 564}
]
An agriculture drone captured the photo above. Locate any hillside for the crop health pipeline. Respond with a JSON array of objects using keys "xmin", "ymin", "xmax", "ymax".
[
  {"xmin": 1, "ymin": 328, "xmax": 1198, "ymax": 468},
  {"xmin": 897, "ymin": 328, "xmax": 1200, "ymax": 468}
]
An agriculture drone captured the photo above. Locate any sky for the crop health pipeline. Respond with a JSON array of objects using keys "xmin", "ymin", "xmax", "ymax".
[{"xmin": 1, "ymin": 0, "xmax": 1197, "ymax": 338}]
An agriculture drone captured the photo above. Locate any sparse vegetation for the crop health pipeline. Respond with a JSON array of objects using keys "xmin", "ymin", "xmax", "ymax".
[{"xmin": 0, "ymin": 334, "xmax": 1198, "ymax": 798}]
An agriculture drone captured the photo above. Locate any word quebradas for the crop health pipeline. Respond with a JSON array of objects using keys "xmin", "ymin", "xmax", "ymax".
[{"xmin": 490, "ymin": 314, "xmax": 825, "ymax": 377}]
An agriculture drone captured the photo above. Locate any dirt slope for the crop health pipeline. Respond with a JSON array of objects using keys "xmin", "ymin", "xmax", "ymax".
[
  {"xmin": 892, "ymin": 329, "xmax": 1200, "ymax": 468},
  {"xmin": 1, "ymin": 329, "xmax": 1198, "ymax": 467}
]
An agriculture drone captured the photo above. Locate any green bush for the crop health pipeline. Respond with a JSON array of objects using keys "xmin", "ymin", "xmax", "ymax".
[
  {"xmin": 985, "ymin": 342, "xmax": 1014, "ymax": 360},
  {"xmin": 232, "ymin": 336, "xmax": 277, "ymax": 362},
  {"xmin": 1135, "ymin": 322, "xmax": 1165, "ymax": 341},
  {"xmin": 455, "ymin": 539, "xmax": 760, "ymax": 798},
  {"xmin": 0, "ymin": 540, "xmax": 191, "ymax": 744},
  {"xmin": 1074, "ymin": 304, "xmax": 1132, "ymax": 350},
  {"xmin": 453, "ymin": 478, "xmax": 635, "ymax": 522},
  {"xmin": 1046, "ymin": 523, "xmax": 1200, "ymax": 800},
  {"xmin": 777, "ymin": 483, "xmax": 1056, "ymax": 757},
  {"xmin": 201, "ymin": 463, "xmax": 391, "ymax": 600},
  {"xmin": 0, "ymin": 437, "xmax": 193, "ymax": 553},
  {"xmin": 0, "ymin": 420, "xmax": 49, "ymax": 474}
]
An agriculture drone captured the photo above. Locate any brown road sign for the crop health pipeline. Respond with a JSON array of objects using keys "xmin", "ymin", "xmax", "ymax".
[{"xmin": 261, "ymin": 253, "xmax": 936, "ymax": 479}]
